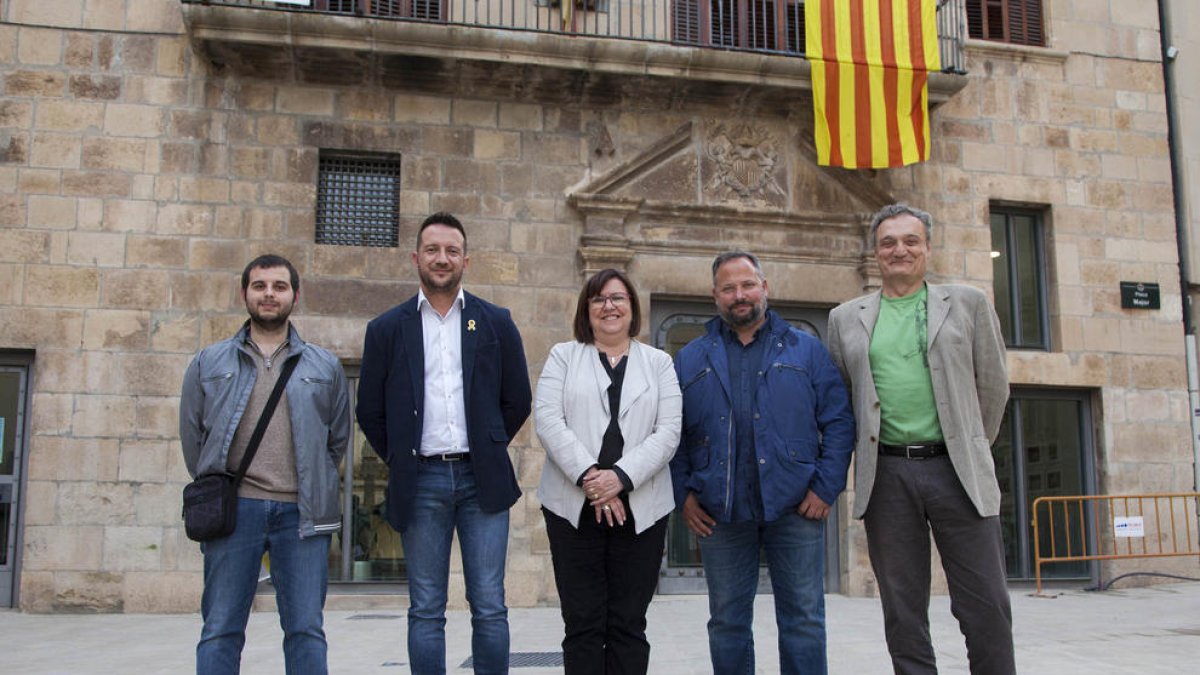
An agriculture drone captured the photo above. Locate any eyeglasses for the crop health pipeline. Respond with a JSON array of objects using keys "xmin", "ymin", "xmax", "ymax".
[{"xmin": 589, "ymin": 293, "xmax": 630, "ymax": 308}]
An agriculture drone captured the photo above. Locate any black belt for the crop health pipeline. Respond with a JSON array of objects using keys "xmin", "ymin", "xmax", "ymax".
[
  {"xmin": 879, "ymin": 442, "xmax": 947, "ymax": 459},
  {"xmin": 416, "ymin": 452, "xmax": 471, "ymax": 463}
]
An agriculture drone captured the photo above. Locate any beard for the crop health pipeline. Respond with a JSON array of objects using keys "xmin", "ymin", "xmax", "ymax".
[
  {"xmin": 247, "ymin": 301, "xmax": 292, "ymax": 332},
  {"xmin": 418, "ymin": 264, "xmax": 463, "ymax": 294},
  {"xmin": 720, "ymin": 299, "xmax": 765, "ymax": 329}
]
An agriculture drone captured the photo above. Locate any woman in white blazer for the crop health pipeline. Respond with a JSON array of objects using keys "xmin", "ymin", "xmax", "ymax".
[{"xmin": 535, "ymin": 268, "xmax": 682, "ymax": 675}]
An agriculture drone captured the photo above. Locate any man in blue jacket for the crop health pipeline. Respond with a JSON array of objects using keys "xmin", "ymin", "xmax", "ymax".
[
  {"xmin": 671, "ymin": 251, "xmax": 855, "ymax": 675},
  {"xmin": 356, "ymin": 212, "xmax": 532, "ymax": 674}
]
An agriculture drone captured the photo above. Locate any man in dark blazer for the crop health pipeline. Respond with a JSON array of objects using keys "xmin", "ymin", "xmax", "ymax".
[
  {"xmin": 356, "ymin": 212, "xmax": 532, "ymax": 675},
  {"xmin": 827, "ymin": 204, "xmax": 1014, "ymax": 675}
]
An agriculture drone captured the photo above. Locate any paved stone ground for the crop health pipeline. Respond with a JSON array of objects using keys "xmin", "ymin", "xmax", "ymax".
[{"xmin": 4, "ymin": 582, "xmax": 1199, "ymax": 673}]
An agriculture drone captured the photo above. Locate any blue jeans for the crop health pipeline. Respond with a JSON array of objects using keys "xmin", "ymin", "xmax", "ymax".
[
  {"xmin": 401, "ymin": 460, "xmax": 510, "ymax": 675},
  {"xmin": 197, "ymin": 498, "xmax": 331, "ymax": 675},
  {"xmin": 698, "ymin": 512, "xmax": 827, "ymax": 675}
]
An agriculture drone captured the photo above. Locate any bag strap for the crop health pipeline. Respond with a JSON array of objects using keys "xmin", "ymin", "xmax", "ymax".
[{"xmin": 231, "ymin": 354, "xmax": 300, "ymax": 486}]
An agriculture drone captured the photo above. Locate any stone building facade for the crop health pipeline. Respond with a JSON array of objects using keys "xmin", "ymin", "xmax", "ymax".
[
  {"xmin": 0, "ymin": 0, "xmax": 1194, "ymax": 612},
  {"xmin": 1166, "ymin": 0, "xmax": 1200, "ymax": 460}
]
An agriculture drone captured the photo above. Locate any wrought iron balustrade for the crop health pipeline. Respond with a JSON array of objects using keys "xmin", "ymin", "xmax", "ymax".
[{"xmin": 183, "ymin": 0, "xmax": 967, "ymax": 73}]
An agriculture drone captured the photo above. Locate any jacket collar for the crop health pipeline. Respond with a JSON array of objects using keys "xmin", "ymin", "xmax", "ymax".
[
  {"xmin": 858, "ymin": 282, "xmax": 951, "ymax": 348},
  {"xmin": 586, "ymin": 341, "xmax": 650, "ymax": 418},
  {"xmin": 705, "ymin": 308, "xmax": 788, "ymax": 344},
  {"xmin": 700, "ymin": 309, "xmax": 789, "ymax": 401},
  {"xmin": 400, "ymin": 289, "xmax": 484, "ymax": 420},
  {"xmin": 460, "ymin": 292, "xmax": 483, "ymax": 412},
  {"xmin": 416, "ymin": 286, "xmax": 466, "ymax": 315},
  {"xmin": 926, "ymin": 283, "xmax": 951, "ymax": 347},
  {"xmin": 235, "ymin": 320, "xmax": 306, "ymax": 357}
]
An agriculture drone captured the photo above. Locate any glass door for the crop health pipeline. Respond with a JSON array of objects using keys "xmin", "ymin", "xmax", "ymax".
[
  {"xmin": 651, "ymin": 298, "xmax": 839, "ymax": 594},
  {"xmin": 993, "ymin": 389, "xmax": 1096, "ymax": 581},
  {"xmin": 0, "ymin": 358, "xmax": 30, "ymax": 607},
  {"xmin": 329, "ymin": 365, "xmax": 407, "ymax": 584}
]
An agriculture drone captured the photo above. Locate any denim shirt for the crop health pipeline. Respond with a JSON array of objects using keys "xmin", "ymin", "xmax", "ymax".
[{"xmin": 721, "ymin": 321, "xmax": 768, "ymax": 522}]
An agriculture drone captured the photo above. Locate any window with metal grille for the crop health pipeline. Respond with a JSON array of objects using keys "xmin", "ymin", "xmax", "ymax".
[
  {"xmin": 966, "ymin": 0, "xmax": 1044, "ymax": 47},
  {"xmin": 673, "ymin": 0, "xmax": 804, "ymax": 55},
  {"xmin": 315, "ymin": 152, "xmax": 401, "ymax": 248}
]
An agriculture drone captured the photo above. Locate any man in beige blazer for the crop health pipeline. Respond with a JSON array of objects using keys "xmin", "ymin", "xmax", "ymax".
[{"xmin": 826, "ymin": 204, "xmax": 1015, "ymax": 675}]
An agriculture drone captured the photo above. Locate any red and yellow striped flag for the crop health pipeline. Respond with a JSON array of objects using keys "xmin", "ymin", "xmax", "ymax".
[{"xmin": 806, "ymin": 0, "xmax": 942, "ymax": 169}]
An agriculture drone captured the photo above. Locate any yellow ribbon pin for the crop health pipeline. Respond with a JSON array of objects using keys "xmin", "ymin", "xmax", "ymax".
[{"xmin": 467, "ymin": 319, "xmax": 476, "ymax": 331}]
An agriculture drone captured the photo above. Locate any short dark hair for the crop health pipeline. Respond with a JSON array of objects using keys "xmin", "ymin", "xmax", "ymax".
[
  {"xmin": 572, "ymin": 268, "xmax": 642, "ymax": 344},
  {"xmin": 868, "ymin": 203, "xmax": 933, "ymax": 247},
  {"xmin": 242, "ymin": 254, "xmax": 299, "ymax": 293},
  {"xmin": 711, "ymin": 251, "xmax": 765, "ymax": 284},
  {"xmin": 417, "ymin": 212, "xmax": 467, "ymax": 251}
]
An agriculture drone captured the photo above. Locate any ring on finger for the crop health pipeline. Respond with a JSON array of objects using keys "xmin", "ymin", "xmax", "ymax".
[{"xmin": 602, "ymin": 505, "xmax": 611, "ymax": 511}]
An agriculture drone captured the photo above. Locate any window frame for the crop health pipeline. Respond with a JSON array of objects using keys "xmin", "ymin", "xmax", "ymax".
[
  {"xmin": 317, "ymin": 0, "xmax": 445, "ymax": 21},
  {"xmin": 650, "ymin": 297, "xmax": 837, "ymax": 595},
  {"xmin": 315, "ymin": 150, "xmax": 402, "ymax": 249},
  {"xmin": 996, "ymin": 388, "xmax": 1098, "ymax": 583},
  {"xmin": 335, "ymin": 363, "xmax": 409, "ymax": 586},
  {"xmin": 966, "ymin": 0, "xmax": 1045, "ymax": 48},
  {"xmin": 673, "ymin": 0, "xmax": 805, "ymax": 55},
  {"xmin": 991, "ymin": 206, "xmax": 1051, "ymax": 351}
]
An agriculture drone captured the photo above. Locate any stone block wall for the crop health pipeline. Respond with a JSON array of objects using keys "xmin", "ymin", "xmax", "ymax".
[
  {"xmin": 0, "ymin": 0, "xmax": 1194, "ymax": 611},
  {"xmin": 834, "ymin": 1, "xmax": 1193, "ymax": 596}
]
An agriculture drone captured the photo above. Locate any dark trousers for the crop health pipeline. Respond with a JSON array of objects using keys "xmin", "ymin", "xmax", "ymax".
[
  {"xmin": 543, "ymin": 506, "xmax": 668, "ymax": 675},
  {"xmin": 864, "ymin": 455, "xmax": 1016, "ymax": 675}
]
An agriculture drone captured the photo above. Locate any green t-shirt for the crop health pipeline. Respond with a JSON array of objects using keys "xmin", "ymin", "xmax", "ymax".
[{"xmin": 869, "ymin": 285, "xmax": 944, "ymax": 444}]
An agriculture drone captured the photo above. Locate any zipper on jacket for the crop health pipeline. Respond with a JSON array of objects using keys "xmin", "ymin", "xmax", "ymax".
[
  {"xmin": 682, "ymin": 367, "xmax": 711, "ymax": 392},
  {"xmin": 774, "ymin": 363, "xmax": 808, "ymax": 375},
  {"xmin": 724, "ymin": 414, "xmax": 734, "ymax": 521}
]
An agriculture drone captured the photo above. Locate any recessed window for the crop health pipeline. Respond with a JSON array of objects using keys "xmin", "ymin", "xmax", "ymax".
[
  {"xmin": 652, "ymin": 300, "xmax": 835, "ymax": 594},
  {"xmin": 321, "ymin": 0, "xmax": 443, "ymax": 20},
  {"xmin": 315, "ymin": 151, "xmax": 401, "ymax": 248},
  {"xmin": 673, "ymin": 0, "xmax": 804, "ymax": 54},
  {"xmin": 329, "ymin": 365, "xmax": 407, "ymax": 584},
  {"xmin": 538, "ymin": 0, "xmax": 612, "ymax": 12},
  {"xmin": 994, "ymin": 389, "xmax": 1095, "ymax": 581},
  {"xmin": 991, "ymin": 207, "xmax": 1049, "ymax": 350},
  {"xmin": 966, "ymin": 0, "xmax": 1044, "ymax": 47}
]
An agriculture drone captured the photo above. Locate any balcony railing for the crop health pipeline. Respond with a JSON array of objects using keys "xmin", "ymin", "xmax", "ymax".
[{"xmin": 182, "ymin": 0, "xmax": 967, "ymax": 73}]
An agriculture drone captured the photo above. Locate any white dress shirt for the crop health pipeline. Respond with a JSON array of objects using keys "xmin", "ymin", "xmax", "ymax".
[{"xmin": 417, "ymin": 288, "xmax": 471, "ymax": 456}]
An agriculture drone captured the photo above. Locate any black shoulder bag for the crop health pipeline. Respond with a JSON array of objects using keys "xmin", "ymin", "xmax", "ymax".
[{"xmin": 182, "ymin": 356, "xmax": 299, "ymax": 542}]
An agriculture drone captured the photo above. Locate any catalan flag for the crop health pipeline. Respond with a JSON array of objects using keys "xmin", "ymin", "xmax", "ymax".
[{"xmin": 806, "ymin": 0, "xmax": 942, "ymax": 169}]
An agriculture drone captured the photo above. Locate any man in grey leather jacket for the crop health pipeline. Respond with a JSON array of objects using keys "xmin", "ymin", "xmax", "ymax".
[{"xmin": 179, "ymin": 254, "xmax": 351, "ymax": 674}]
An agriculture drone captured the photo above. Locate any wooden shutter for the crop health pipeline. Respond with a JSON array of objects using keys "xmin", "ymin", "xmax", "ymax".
[
  {"xmin": 674, "ymin": 0, "xmax": 703, "ymax": 45},
  {"xmin": 784, "ymin": 0, "xmax": 804, "ymax": 54},
  {"xmin": 711, "ymin": 0, "xmax": 738, "ymax": 48},
  {"xmin": 410, "ymin": 0, "xmax": 441, "ymax": 20},
  {"xmin": 319, "ymin": 0, "xmax": 358, "ymax": 13},
  {"xmin": 1009, "ymin": 0, "xmax": 1044, "ymax": 46},
  {"xmin": 748, "ymin": 0, "xmax": 778, "ymax": 52},
  {"xmin": 966, "ymin": 0, "xmax": 1044, "ymax": 47},
  {"xmin": 371, "ymin": 1, "xmax": 402, "ymax": 17}
]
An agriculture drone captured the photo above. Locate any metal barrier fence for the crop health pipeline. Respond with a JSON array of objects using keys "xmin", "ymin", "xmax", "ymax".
[
  {"xmin": 184, "ymin": 0, "xmax": 968, "ymax": 73},
  {"xmin": 1031, "ymin": 492, "xmax": 1200, "ymax": 595}
]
